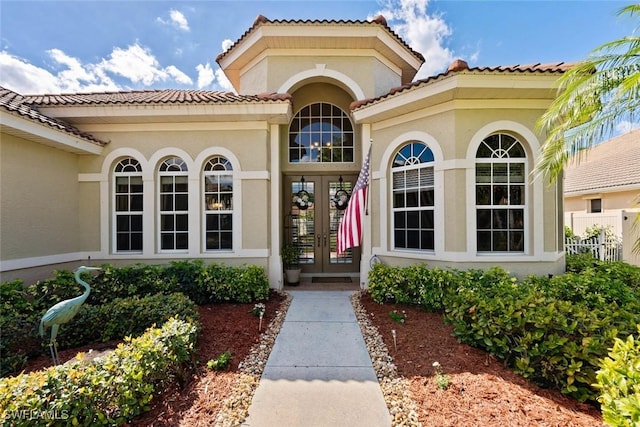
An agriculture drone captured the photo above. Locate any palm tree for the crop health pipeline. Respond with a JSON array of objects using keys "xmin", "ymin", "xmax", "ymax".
[{"xmin": 536, "ymin": 4, "xmax": 640, "ymax": 255}]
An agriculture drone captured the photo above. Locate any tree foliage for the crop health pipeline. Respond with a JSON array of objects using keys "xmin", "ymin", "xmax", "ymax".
[{"xmin": 536, "ymin": 4, "xmax": 640, "ymax": 182}]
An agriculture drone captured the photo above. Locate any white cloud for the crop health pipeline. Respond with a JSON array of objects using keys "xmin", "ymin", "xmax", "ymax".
[
  {"xmin": 196, "ymin": 63, "xmax": 215, "ymax": 89},
  {"xmin": 221, "ymin": 39, "xmax": 234, "ymax": 53},
  {"xmin": 157, "ymin": 9, "xmax": 190, "ymax": 32},
  {"xmin": 0, "ymin": 51, "xmax": 62, "ymax": 93},
  {"xmin": 166, "ymin": 65, "xmax": 193, "ymax": 85},
  {"xmin": 98, "ymin": 43, "xmax": 192, "ymax": 86},
  {"xmin": 615, "ymin": 120, "xmax": 640, "ymax": 134},
  {"xmin": 370, "ymin": 0, "xmax": 454, "ymax": 79},
  {"xmin": 169, "ymin": 10, "xmax": 190, "ymax": 32},
  {"xmin": 215, "ymin": 67, "xmax": 235, "ymax": 93},
  {"xmin": 0, "ymin": 43, "xmax": 193, "ymax": 94}
]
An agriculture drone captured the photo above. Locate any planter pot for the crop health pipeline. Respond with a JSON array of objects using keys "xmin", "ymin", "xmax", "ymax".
[{"xmin": 284, "ymin": 268, "xmax": 301, "ymax": 285}]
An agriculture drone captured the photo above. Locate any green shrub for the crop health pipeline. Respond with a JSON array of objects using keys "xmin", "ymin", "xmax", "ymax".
[
  {"xmin": 596, "ymin": 327, "xmax": 640, "ymax": 427},
  {"xmin": 207, "ymin": 350, "xmax": 232, "ymax": 371},
  {"xmin": 368, "ymin": 261, "xmax": 640, "ymax": 402},
  {"xmin": 367, "ymin": 263, "xmax": 456, "ymax": 311},
  {"xmin": 0, "ymin": 318, "xmax": 198, "ymax": 426},
  {"xmin": 194, "ymin": 263, "xmax": 269, "ymax": 303},
  {"xmin": 1, "ymin": 280, "xmax": 39, "ymax": 376},
  {"xmin": 53, "ymin": 292, "xmax": 199, "ymax": 349},
  {"xmin": 26, "ymin": 270, "xmax": 82, "ymax": 313}
]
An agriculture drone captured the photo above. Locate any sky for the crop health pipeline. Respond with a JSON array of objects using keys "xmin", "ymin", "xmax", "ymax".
[{"xmin": 0, "ymin": 0, "xmax": 637, "ymax": 112}]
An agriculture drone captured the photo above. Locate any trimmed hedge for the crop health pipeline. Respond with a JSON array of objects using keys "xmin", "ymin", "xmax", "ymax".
[
  {"xmin": 367, "ymin": 259, "xmax": 640, "ymax": 403},
  {"xmin": 54, "ymin": 292, "xmax": 199, "ymax": 349},
  {"xmin": 0, "ymin": 318, "xmax": 198, "ymax": 426},
  {"xmin": 1, "ymin": 260, "xmax": 268, "ymax": 377}
]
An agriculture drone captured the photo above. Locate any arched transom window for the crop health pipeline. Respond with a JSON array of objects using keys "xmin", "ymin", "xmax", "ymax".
[
  {"xmin": 392, "ymin": 142, "xmax": 435, "ymax": 251},
  {"xmin": 113, "ymin": 158, "xmax": 143, "ymax": 252},
  {"xmin": 288, "ymin": 102, "xmax": 354, "ymax": 163},
  {"xmin": 475, "ymin": 133, "xmax": 526, "ymax": 252},
  {"xmin": 203, "ymin": 156, "xmax": 233, "ymax": 250},
  {"xmin": 159, "ymin": 157, "xmax": 188, "ymax": 251}
]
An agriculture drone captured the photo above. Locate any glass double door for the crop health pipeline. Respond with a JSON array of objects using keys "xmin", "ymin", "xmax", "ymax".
[{"xmin": 285, "ymin": 175, "xmax": 360, "ymax": 275}]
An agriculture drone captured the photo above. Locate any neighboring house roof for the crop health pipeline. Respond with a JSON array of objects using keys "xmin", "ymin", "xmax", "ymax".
[
  {"xmin": 564, "ymin": 129, "xmax": 640, "ymax": 194},
  {"xmin": 0, "ymin": 86, "xmax": 107, "ymax": 146},
  {"xmin": 350, "ymin": 59, "xmax": 573, "ymax": 110},
  {"xmin": 22, "ymin": 89, "xmax": 292, "ymax": 106}
]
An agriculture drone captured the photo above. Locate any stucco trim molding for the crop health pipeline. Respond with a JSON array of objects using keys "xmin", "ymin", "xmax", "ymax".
[{"xmin": 278, "ymin": 67, "xmax": 366, "ymax": 100}]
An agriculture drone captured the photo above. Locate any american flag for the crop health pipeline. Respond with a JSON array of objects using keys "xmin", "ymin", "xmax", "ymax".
[{"xmin": 337, "ymin": 146, "xmax": 371, "ymax": 254}]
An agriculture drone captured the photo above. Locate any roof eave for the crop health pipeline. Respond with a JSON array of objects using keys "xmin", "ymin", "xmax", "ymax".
[
  {"xmin": 1, "ymin": 110, "xmax": 105, "ymax": 155},
  {"xmin": 36, "ymin": 101, "xmax": 293, "ymax": 124}
]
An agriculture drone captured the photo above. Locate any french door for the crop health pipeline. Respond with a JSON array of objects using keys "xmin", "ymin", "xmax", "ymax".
[{"xmin": 285, "ymin": 175, "xmax": 360, "ymax": 274}]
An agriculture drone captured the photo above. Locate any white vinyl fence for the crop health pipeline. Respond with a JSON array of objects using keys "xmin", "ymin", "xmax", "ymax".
[{"xmin": 565, "ymin": 230, "xmax": 622, "ymax": 262}]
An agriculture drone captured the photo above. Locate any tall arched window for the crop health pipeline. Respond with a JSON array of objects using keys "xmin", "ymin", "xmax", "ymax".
[
  {"xmin": 392, "ymin": 142, "xmax": 435, "ymax": 251},
  {"xmin": 159, "ymin": 157, "xmax": 188, "ymax": 251},
  {"xmin": 203, "ymin": 156, "xmax": 233, "ymax": 250},
  {"xmin": 114, "ymin": 158, "xmax": 143, "ymax": 252},
  {"xmin": 288, "ymin": 102, "xmax": 354, "ymax": 163},
  {"xmin": 475, "ymin": 133, "xmax": 526, "ymax": 252}
]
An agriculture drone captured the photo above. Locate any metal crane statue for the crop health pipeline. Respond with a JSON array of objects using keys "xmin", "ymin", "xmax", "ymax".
[{"xmin": 39, "ymin": 266, "xmax": 101, "ymax": 365}]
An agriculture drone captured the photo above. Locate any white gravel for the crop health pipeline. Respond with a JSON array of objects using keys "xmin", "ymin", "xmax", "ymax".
[{"xmin": 213, "ymin": 290, "xmax": 421, "ymax": 426}]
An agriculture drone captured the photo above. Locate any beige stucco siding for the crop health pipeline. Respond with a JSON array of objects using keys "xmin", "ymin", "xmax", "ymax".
[
  {"xmin": 78, "ymin": 180, "xmax": 101, "ymax": 252},
  {"xmin": 242, "ymin": 179, "xmax": 269, "ymax": 249},
  {"xmin": 565, "ymin": 189, "xmax": 640, "ymax": 213},
  {"xmin": 242, "ymin": 55, "xmax": 401, "ymax": 99},
  {"xmin": 1, "ymin": 134, "xmax": 80, "ymax": 260}
]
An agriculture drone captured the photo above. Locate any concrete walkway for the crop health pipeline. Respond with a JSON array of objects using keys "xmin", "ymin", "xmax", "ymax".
[{"xmin": 244, "ymin": 291, "xmax": 391, "ymax": 427}]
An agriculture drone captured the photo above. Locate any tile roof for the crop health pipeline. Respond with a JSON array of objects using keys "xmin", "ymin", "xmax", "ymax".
[
  {"xmin": 216, "ymin": 14, "xmax": 425, "ymax": 63},
  {"xmin": 22, "ymin": 89, "xmax": 291, "ymax": 106},
  {"xmin": 0, "ymin": 86, "xmax": 107, "ymax": 145},
  {"xmin": 350, "ymin": 60, "xmax": 574, "ymax": 110},
  {"xmin": 564, "ymin": 129, "xmax": 640, "ymax": 194}
]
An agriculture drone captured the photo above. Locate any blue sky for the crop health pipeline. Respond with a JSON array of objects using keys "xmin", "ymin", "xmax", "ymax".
[{"xmin": 0, "ymin": 0, "xmax": 637, "ymax": 97}]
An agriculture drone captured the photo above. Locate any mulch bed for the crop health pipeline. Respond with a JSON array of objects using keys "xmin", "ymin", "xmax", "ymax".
[
  {"xmin": 359, "ymin": 293, "xmax": 604, "ymax": 426},
  {"xmin": 19, "ymin": 290, "xmax": 605, "ymax": 426}
]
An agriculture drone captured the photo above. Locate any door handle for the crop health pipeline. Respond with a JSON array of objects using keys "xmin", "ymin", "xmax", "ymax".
[
  {"xmin": 323, "ymin": 233, "xmax": 327, "ymax": 247},
  {"xmin": 317, "ymin": 234, "xmax": 321, "ymax": 247}
]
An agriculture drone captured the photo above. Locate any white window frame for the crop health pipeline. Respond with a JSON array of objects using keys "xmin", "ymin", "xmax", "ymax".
[
  {"xmin": 288, "ymin": 102, "xmax": 355, "ymax": 163},
  {"xmin": 158, "ymin": 157, "xmax": 189, "ymax": 253},
  {"xmin": 391, "ymin": 141, "xmax": 436, "ymax": 252},
  {"xmin": 113, "ymin": 157, "xmax": 143, "ymax": 253},
  {"xmin": 202, "ymin": 156, "xmax": 234, "ymax": 251},
  {"xmin": 475, "ymin": 133, "xmax": 527, "ymax": 253}
]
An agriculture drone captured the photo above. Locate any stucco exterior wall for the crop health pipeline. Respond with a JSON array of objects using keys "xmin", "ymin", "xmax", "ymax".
[
  {"xmin": 0, "ymin": 134, "xmax": 80, "ymax": 261},
  {"xmin": 241, "ymin": 55, "xmax": 400, "ymax": 99},
  {"xmin": 565, "ymin": 189, "xmax": 640, "ymax": 213},
  {"xmin": 71, "ymin": 124, "xmax": 272, "ymax": 260}
]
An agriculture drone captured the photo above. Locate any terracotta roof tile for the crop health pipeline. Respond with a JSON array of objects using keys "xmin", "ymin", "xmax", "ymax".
[
  {"xmin": 564, "ymin": 129, "xmax": 640, "ymax": 194},
  {"xmin": 0, "ymin": 86, "xmax": 107, "ymax": 145},
  {"xmin": 23, "ymin": 89, "xmax": 292, "ymax": 106},
  {"xmin": 350, "ymin": 61, "xmax": 574, "ymax": 111},
  {"xmin": 216, "ymin": 15, "xmax": 425, "ymax": 63}
]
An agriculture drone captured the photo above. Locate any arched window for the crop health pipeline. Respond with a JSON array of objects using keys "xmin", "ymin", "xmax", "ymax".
[
  {"xmin": 392, "ymin": 142, "xmax": 435, "ymax": 251},
  {"xmin": 159, "ymin": 157, "xmax": 188, "ymax": 251},
  {"xmin": 113, "ymin": 158, "xmax": 143, "ymax": 252},
  {"xmin": 475, "ymin": 133, "xmax": 526, "ymax": 252},
  {"xmin": 288, "ymin": 102, "xmax": 354, "ymax": 163},
  {"xmin": 203, "ymin": 156, "xmax": 233, "ymax": 250}
]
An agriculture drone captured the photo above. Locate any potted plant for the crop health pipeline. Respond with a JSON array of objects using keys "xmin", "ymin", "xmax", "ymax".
[{"xmin": 281, "ymin": 243, "xmax": 301, "ymax": 285}]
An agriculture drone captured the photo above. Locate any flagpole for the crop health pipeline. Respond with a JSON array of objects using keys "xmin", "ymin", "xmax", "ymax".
[{"xmin": 365, "ymin": 139, "xmax": 372, "ymax": 215}]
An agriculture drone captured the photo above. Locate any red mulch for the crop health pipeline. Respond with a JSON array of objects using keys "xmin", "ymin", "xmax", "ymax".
[
  {"xmin": 20, "ymin": 291, "xmax": 605, "ymax": 426},
  {"xmin": 21, "ymin": 291, "xmax": 286, "ymax": 426},
  {"xmin": 359, "ymin": 294, "xmax": 604, "ymax": 426}
]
